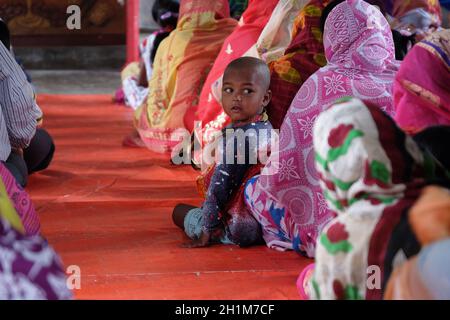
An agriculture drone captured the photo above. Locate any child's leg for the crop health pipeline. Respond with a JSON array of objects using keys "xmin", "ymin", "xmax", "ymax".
[
  {"xmin": 227, "ymin": 214, "xmax": 263, "ymax": 247},
  {"xmin": 172, "ymin": 203, "xmax": 197, "ymax": 229}
]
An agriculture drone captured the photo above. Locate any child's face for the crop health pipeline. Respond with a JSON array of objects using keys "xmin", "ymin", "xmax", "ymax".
[{"xmin": 222, "ymin": 67, "xmax": 271, "ymax": 125}]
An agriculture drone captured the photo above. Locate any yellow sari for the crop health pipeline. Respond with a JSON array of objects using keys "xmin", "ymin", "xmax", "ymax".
[
  {"xmin": 0, "ymin": 176, "xmax": 25, "ymax": 234},
  {"xmin": 134, "ymin": 0, "xmax": 237, "ymax": 153}
]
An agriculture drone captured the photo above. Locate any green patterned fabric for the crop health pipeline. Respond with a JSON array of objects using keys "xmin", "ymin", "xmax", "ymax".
[{"xmin": 310, "ymin": 97, "xmax": 448, "ymax": 300}]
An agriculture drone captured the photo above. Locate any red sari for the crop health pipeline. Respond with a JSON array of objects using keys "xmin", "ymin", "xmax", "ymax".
[{"xmin": 267, "ymin": 0, "xmax": 328, "ymax": 129}]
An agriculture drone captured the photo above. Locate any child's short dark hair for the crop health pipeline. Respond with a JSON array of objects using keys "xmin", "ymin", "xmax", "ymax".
[{"xmin": 224, "ymin": 57, "xmax": 271, "ymax": 90}]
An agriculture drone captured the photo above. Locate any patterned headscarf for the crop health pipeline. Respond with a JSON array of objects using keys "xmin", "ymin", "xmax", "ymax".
[{"xmin": 311, "ymin": 97, "xmax": 447, "ymax": 299}]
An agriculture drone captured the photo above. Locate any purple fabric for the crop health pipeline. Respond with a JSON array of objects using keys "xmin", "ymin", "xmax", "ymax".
[{"xmin": 0, "ymin": 217, "xmax": 72, "ymax": 300}]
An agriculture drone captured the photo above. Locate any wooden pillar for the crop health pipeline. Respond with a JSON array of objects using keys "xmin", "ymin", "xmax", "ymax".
[{"xmin": 126, "ymin": 0, "xmax": 140, "ymax": 64}]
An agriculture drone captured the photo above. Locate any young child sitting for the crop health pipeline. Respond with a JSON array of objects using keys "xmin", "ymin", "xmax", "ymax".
[{"xmin": 172, "ymin": 57, "xmax": 273, "ymax": 248}]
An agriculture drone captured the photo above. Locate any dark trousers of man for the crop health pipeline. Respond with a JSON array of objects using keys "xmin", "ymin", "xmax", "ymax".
[{"xmin": 4, "ymin": 128, "xmax": 55, "ymax": 187}]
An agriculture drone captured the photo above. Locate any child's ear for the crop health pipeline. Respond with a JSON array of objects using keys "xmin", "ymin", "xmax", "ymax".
[{"xmin": 262, "ymin": 89, "xmax": 272, "ymax": 107}]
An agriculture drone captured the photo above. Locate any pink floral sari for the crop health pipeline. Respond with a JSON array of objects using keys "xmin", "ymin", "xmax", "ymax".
[{"xmin": 244, "ymin": 0, "xmax": 399, "ymax": 257}]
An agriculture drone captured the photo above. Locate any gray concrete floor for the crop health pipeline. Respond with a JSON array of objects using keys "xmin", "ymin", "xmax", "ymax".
[{"xmin": 29, "ymin": 70, "xmax": 121, "ymax": 95}]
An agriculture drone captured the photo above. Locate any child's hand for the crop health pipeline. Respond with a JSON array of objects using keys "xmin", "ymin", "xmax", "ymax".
[{"xmin": 182, "ymin": 231, "xmax": 211, "ymax": 248}]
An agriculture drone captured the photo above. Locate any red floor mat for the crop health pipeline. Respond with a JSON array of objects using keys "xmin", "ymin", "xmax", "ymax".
[{"xmin": 27, "ymin": 94, "xmax": 311, "ymax": 300}]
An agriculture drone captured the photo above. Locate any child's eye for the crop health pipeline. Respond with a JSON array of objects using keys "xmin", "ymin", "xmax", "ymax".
[
  {"xmin": 243, "ymin": 89, "xmax": 253, "ymax": 95},
  {"xmin": 223, "ymin": 87, "xmax": 233, "ymax": 94}
]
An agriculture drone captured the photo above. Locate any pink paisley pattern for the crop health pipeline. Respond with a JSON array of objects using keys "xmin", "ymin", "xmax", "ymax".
[
  {"xmin": 0, "ymin": 163, "xmax": 40, "ymax": 236},
  {"xmin": 244, "ymin": 0, "xmax": 399, "ymax": 258}
]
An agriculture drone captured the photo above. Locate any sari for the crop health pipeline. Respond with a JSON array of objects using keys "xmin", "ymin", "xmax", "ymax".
[
  {"xmin": 0, "ymin": 162, "xmax": 40, "ymax": 236},
  {"xmin": 134, "ymin": 0, "xmax": 237, "ymax": 153},
  {"xmin": 267, "ymin": 0, "xmax": 328, "ymax": 129},
  {"xmin": 244, "ymin": 0, "xmax": 399, "ymax": 257},
  {"xmin": 0, "ymin": 174, "xmax": 71, "ymax": 300},
  {"xmin": 394, "ymin": 29, "xmax": 450, "ymax": 134},
  {"xmin": 310, "ymin": 97, "xmax": 446, "ymax": 300},
  {"xmin": 121, "ymin": 31, "xmax": 171, "ymax": 110},
  {"xmin": 195, "ymin": 0, "xmax": 310, "ymax": 143}
]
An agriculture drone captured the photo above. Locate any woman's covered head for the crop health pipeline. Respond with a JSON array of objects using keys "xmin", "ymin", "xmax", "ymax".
[
  {"xmin": 320, "ymin": 0, "xmax": 388, "ymax": 33},
  {"xmin": 321, "ymin": 0, "xmax": 395, "ymax": 68}
]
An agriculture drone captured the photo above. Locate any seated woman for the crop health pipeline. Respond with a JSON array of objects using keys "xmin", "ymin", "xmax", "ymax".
[
  {"xmin": 173, "ymin": 57, "xmax": 273, "ymax": 248},
  {"xmin": 244, "ymin": 0, "xmax": 399, "ymax": 258},
  {"xmin": 394, "ymin": 29, "xmax": 450, "ymax": 134},
  {"xmin": 131, "ymin": 0, "xmax": 237, "ymax": 153},
  {"xmin": 0, "ymin": 173, "xmax": 71, "ymax": 300},
  {"xmin": 118, "ymin": 0, "xmax": 179, "ymax": 110},
  {"xmin": 304, "ymin": 97, "xmax": 448, "ymax": 300}
]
